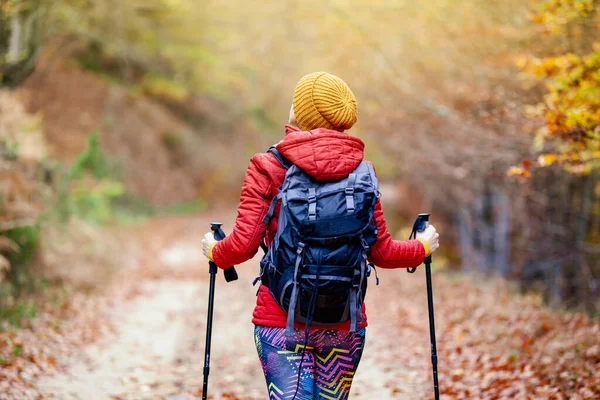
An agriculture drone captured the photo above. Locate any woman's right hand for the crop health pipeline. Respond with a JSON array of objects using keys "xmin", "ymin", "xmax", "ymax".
[{"xmin": 416, "ymin": 225, "xmax": 439, "ymax": 255}]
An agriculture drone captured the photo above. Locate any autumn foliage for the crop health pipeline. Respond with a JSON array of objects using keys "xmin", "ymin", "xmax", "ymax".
[
  {"xmin": 1, "ymin": 0, "xmax": 600, "ymax": 398},
  {"xmin": 517, "ymin": 0, "xmax": 600, "ymax": 174}
]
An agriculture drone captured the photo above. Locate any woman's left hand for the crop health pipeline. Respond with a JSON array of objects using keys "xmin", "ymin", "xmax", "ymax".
[{"xmin": 202, "ymin": 232, "xmax": 217, "ymax": 259}]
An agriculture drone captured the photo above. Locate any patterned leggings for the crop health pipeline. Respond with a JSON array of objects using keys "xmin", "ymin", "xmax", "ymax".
[{"xmin": 254, "ymin": 325, "xmax": 366, "ymax": 400}]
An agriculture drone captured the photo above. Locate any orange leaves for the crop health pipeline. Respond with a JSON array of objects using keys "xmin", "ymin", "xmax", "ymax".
[
  {"xmin": 507, "ymin": 167, "xmax": 532, "ymax": 178},
  {"xmin": 517, "ymin": 1, "xmax": 600, "ymax": 176},
  {"xmin": 510, "ymin": 151, "xmax": 600, "ymax": 176},
  {"xmin": 538, "ymin": 153, "xmax": 558, "ymax": 166},
  {"xmin": 507, "ymin": 160, "xmax": 533, "ymax": 178},
  {"xmin": 530, "ymin": 12, "xmax": 546, "ymax": 25},
  {"xmin": 517, "ymin": 48, "xmax": 600, "ymax": 174},
  {"xmin": 530, "ymin": 0, "xmax": 596, "ymax": 31},
  {"xmin": 436, "ymin": 277, "xmax": 600, "ymax": 399},
  {"xmin": 0, "ymin": 279, "xmax": 118, "ymax": 398}
]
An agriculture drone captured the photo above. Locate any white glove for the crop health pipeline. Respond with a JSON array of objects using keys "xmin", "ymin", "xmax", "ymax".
[
  {"xmin": 202, "ymin": 232, "xmax": 217, "ymax": 260},
  {"xmin": 416, "ymin": 224, "xmax": 439, "ymax": 256}
]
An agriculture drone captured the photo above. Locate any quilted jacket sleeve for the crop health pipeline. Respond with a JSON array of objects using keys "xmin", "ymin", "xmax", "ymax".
[
  {"xmin": 211, "ymin": 154, "xmax": 272, "ymax": 269},
  {"xmin": 368, "ymin": 197, "xmax": 426, "ymax": 269}
]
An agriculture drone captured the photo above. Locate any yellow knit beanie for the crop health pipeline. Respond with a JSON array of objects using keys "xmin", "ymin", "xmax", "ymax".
[{"xmin": 292, "ymin": 72, "xmax": 358, "ymax": 132}]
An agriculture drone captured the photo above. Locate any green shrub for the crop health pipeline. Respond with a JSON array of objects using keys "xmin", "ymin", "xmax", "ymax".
[
  {"xmin": 70, "ymin": 131, "xmax": 118, "ymax": 180},
  {"xmin": 51, "ymin": 131, "xmax": 127, "ymax": 225},
  {"xmin": 0, "ymin": 301, "xmax": 38, "ymax": 329},
  {"xmin": 69, "ymin": 179, "xmax": 125, "ymax": 224},
  {"xmin": 0, "ymin": 224, "xmax": 41, "ymax": 320}
]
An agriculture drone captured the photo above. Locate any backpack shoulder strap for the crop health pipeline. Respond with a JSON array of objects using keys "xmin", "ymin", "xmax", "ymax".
[
  {"xmin": 261, "ymin": 145, "xmax": 293, "ymax": 224},
  {"xmin": 267, "ymin": 145, "xmax": 293, "ymax": 170}
]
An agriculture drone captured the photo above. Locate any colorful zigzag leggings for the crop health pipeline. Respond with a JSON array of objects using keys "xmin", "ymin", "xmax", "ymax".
[{"xmin": 254, "ymin": 325, "xmax": 366, "ymax": 400}]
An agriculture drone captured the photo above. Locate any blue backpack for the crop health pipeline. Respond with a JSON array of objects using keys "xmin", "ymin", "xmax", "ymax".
[{"xmin": 260, "ymin": 146, "xmax": 380, "ymax": 335}]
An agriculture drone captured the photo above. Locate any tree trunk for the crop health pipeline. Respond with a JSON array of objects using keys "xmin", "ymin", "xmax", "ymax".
[
  {"xmin": 493, "ymin": 190, "xmax": 510, "ymax": 277},
  {"xmin": 0, "ymin": 0, "xmax": 44, "ymax": 86}
]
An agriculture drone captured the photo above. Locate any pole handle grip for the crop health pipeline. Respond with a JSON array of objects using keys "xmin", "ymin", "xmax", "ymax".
[
  {"xmin": 210, "ymin": 222, "xmax": 239, "ymax": 282},
  {"xmin": 407, "ymin": 213, "xmax": 432, "ymax": 274}
]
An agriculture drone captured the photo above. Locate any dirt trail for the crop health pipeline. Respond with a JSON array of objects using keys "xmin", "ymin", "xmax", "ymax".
[{"xmin": 33, "ymin": 211, "xmax": 438, "ymax": 399}]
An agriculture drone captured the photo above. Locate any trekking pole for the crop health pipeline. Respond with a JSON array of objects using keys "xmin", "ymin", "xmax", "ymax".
[
  {"xmin": 407, "ymin": 213, "xmax": 440, "ymax": 400},
  {"xmin": 202, "ymin": 222, "xmax": 238, "ymax": 400}
]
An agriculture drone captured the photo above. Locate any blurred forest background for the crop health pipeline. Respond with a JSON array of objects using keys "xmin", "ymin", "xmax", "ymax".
[
  {"xmin": 0, "ymin": 0, "xmax": 599, "ymax": 398},
  {"xmin": 2, "ymin": 0, "xmax": 597, "ymax": 312}
]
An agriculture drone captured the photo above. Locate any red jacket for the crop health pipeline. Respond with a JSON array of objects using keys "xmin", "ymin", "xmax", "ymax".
[{"xmin": 212, "ymin": 125, "xmax": 426, "ymax": 329}]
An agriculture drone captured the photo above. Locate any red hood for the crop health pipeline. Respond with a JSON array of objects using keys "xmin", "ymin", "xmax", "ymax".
[{"xmin": 276, "ymin": 125, "xmax": 364, "ymax": 181}]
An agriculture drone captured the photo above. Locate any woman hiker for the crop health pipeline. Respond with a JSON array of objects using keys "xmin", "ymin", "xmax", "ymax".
[{"xmin": 202, "ymin": 72, "xmax": 440, "ymax": 399}]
